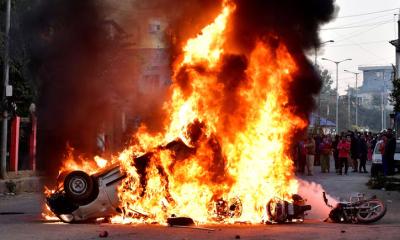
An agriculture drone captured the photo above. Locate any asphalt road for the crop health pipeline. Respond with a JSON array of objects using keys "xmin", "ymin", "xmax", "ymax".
[{"xmin": 1, "ymin": 163, "xmax": 400, "ymax": 240}]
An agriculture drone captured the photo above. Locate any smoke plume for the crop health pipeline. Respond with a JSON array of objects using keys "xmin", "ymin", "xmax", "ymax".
[
  {"xmin": 24, "ymin": 0, "xmax": 151, "ymax": 177},
  {"xmin": 23, "ymin": 0, "xmax": 336, "ymax": 177}
]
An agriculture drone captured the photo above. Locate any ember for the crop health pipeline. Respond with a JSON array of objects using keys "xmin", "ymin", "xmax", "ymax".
[{"xmin": 44, "ymin": 0, "xmax": 336, "ymax": 225}]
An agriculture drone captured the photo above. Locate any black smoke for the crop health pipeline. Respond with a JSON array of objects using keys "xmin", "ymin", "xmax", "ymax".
[
  {"xmin": 23, "ymin": 0, "xmax": 138, "ymax": 177},
  {"xmin": 22, "ymin": 0, "xmax": 336, "ymax": 178},
  {"xmin": 229, "ymin": 0, "xmax": 336, "ymax": 117}
]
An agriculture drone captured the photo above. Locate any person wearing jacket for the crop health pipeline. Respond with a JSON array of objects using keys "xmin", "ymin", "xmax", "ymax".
[
  {"xmin": 304, "ymin": 136, "xmax": 316, "ymax": 176},
  {"xmin": 379, "ymin": 134, "xmax": 388, "ymax": 175},
  {"xmin": 350, "ymin": 132, "xmax": 361, "ymax": 172},
  {"xmin": 319, "ymin": 136, "xmax": 332, "ymax": 173},
  {"xmin": 359, "ymin": 135, "xmax": 368, "ymax": 173},
  {"xmin": 337, "ymin": 135, "xmax": 351, "ymax": 175},
  {"xmin": 383, "ymin": 129, "xmax": 396, "ymax": 176}
]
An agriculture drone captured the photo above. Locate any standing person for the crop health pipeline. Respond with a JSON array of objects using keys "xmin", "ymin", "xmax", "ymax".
[
  {"xmin": 371, "ymin": 135, "xmax": 378, "ymax": 153},
  {"xmin": 314, "ymin": 134, "xmax": 322, "ymax": 166},
  {"xmin": 367, "ymin": 136, "xmax": 373, "ymax": 162},
  {"xmin": 384, "ymin": 129, "xmax": 396, "ymax": 176},
  {"xmin": 332, "ymin": 135, "xmax": 340, "ymax": 174},
  {"xmin": 320, "ymin": 136, "xmax": 332, "ymax": 173},
  {"xmin": 337, "ymin": 136, "xmax": 351, "ymax": 175},
  {"xmin": 350, "ymin": 133, "xmax": 361, "ymax": 172},
  {"xmin": 359, "ymin": 135, "xmax": 368, "ymax": 173},
  {"xmin": 297, "ymin": 139, "xmax": 307, "ymax": 174},
  {"xmin": 379, "ymin": 134, "xmax": 387, "ymax": 175},
  {"xmin": 304, "ymin": 136, "xmax": 316, "ymax": 176}
]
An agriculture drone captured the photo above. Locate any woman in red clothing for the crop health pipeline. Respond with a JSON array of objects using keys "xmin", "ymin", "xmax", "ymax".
[{"xmin": 337, "ymin": 135, "xmax": 351, "ymax": 175}]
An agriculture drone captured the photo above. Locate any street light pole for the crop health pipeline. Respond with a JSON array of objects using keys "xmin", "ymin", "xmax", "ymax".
[
  {"xmin": 322, "ymin": 58, "xmax": 352, "ymax": 134},
  {"xmin": 314, "ymin": 40, "xmax": 334, "ymax": 133},
  {"xmin": 314, "ymin": 40, "xmax": 335, "ymax": 65},
  {"xmin": 382, "ymin": 70, "xmax": 386, "ymax": 130},
  {"xmin": 347, "ymin": 84, "xmax": 351, "ymax": 129},
  {"xmin": 1, "ymin": 0, "xmax": 11, "ymax": 179},
  {"xmin": 344, "ymin": 70, "xmax": 360, "ymax": 127}
]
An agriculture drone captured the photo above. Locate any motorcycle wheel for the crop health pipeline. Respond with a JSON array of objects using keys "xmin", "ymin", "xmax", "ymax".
[
  {"xmin": 266, "ymin": 198, "xmax": 287, "ymax": 223},
  {"xmin": 356, "ymin": 199, "xmax": 386, "ymax": 223}
]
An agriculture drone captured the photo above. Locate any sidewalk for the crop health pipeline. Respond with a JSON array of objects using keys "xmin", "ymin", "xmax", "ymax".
[{"xmin": 0, "ymin": 171, "xmax": 44, "ymax": 194}]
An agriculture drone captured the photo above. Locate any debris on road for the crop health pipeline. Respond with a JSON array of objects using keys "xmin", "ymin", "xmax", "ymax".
[
  {"xmin": 99, "ymin": 231, "xmax": 108, "ymax": 238},
  {"xmin": 167, "ymin": 217, "xmax": 195, "ymax": 226},
  {"xmin": 169, "ymin": 225, "xmax": 216, "ymax": 231}
]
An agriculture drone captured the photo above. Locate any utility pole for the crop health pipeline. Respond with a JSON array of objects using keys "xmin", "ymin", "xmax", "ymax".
[
  {"xmin": 344, "ymin": 70, "xmax": 360, "ymax": 127},
  {"xmin": 322, "ymin": 57, "xmax": 352, "ymax": 134},
  {"xmin": 381, "ymin": 70, "xmax": 386, "ymax": 130},
  {"xmin": 1, "ymin": 0, "xmax": 11, "ymax": 179},
  {"xmin": 398, "ymin": 10, "xmax": 400, "ymax": 78},
  {"xmin": 390, "ymin": 10, "xmax": 400, "ymax": 80},
  {"xmin": 348, "ymin": 84, "xmax": 351, "ymax": 129},
  {"xmin": 314, "ymin": 40, "xmax": 334, "ymax": 133}
]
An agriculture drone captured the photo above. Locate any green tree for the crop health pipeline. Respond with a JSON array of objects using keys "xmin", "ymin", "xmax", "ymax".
[
  {"xmin": 315, "ymin": 65, "xmax": 335, "ymax": 126},
  {"xmin": 316, "ymin": 65, "xmax": 335, "ymax": 95},
  {"xmin": 0, "ymin": 0, "xmax": 37, "ymax": 117}
]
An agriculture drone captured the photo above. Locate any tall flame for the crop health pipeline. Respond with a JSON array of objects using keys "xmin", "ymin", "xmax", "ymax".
[
  {"xmin": 47, "ymin": 1, "xmax": 309, "ymax": 224},
  {"xmin": 115, "ymin": 1, "xmax": 307, "ymax": 224}
]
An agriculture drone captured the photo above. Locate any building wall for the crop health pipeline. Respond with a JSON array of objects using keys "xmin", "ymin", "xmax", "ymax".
[
  {"xmin": 358, "ymin": 66, "xmax": 393, "ymax": 94},
  {"xmin": 94, "ymin": 0, "xmax": 172, "ymax": 149},
  {"xmin": 358, "ymin": 66, "xmax": 394, "ymax": 109}
]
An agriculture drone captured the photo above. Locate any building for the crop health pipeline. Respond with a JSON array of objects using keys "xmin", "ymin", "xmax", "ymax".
[
  {"xmin": 358, "ymin": 66, "xmax": 395, "ymax": 130},
  {"xmin": 357, "ymin": 66, "xmax": 393, "ymax": 107},
  {"xmin": 98, "ymin": 1, "xmax": 172, "ymax": 150}
]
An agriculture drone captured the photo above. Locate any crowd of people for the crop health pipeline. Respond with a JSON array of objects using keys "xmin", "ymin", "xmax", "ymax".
[{"xmin": 294, "ymin": 129, "xmax": 398, "ymax": 176}]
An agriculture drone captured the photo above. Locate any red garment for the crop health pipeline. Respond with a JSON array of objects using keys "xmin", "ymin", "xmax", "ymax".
[
  {"xmin": 337, "ymin": 140, "xmax": 350, "ymax": 158},
  {"xmin": 379, "ymin": 141, "xmax": 385, "ymax": 155},
  {"xmin": 320, "ymin": 142, "xmax": 332, "ymax": 155}
]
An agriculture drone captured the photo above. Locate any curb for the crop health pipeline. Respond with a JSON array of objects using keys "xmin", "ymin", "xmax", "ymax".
[{"xmin": 0, "ymin": 176, "xmax": 44, "ymax": 193}]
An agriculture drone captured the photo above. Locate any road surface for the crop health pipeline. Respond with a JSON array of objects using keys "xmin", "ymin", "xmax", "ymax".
[{"xmin": 1, "ymin": 164, "xmax": 399, "ymax": 240}]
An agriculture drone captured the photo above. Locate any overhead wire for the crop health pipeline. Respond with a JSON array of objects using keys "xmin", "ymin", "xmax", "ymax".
[
  {"xmin": 333, "ymin": 20, "xmax": 393, "ymax": 42},
  {"xmin": 325, "ymin": 40, "xmax": 390, "ymax": 48},
  {"xmin": 321, "ymin": 19, "xmax": 393, "ymax": 30},
  {"xmin": 322, "ymin": 13, "xmax": 393, "ymax": 30},
  {"xmin": 336, "ymin": 8, "xmax": 399, "ymax": 19}
]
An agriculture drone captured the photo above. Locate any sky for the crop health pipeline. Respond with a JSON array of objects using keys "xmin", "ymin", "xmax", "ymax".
[{"xmin": 316, "ymin": 0, "xmax": 400, "ymax": 95}]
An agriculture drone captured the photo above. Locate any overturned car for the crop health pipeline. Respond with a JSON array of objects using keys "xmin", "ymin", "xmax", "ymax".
[
  {"xmin": 46, "ymin": 164, "xmax": 126, "ymax": 223},
  {"xmin": 46, "ymin": 139, "xmax": 193, "ymax": 223}
]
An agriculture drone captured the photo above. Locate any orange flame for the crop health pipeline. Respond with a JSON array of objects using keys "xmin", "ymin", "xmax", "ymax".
[
  {"xmin": 115, "ymin": 1, "xmax": 307, "ymax": 224},
  {"xmin": 46, "ymin": 0, "xmax": 309, "ymax": 224}
]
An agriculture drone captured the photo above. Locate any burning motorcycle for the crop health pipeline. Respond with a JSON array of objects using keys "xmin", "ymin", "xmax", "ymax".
[
  {"xmin": 323, "ymin": 192, "xmax": 386, "ymax": 224},
  {"xmin": 266, "ymin": 194, "xmax": 311, "ymax": 223},
  {"xmin": 207, "ymin": 197, "xmax": 243, "ymax": 221}
]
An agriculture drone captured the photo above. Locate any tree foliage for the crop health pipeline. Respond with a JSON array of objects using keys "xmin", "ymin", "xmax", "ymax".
[
  {"xmin": 390, "ymin": 77, "xmax": 400, "ymax": 113},
  {"xmin": 0, "ymin": 0, "xmax": 37, "ymax": 117},
  {"xmin": 316, "ymin": 64, "xmax": 334, "ymax": 96}
]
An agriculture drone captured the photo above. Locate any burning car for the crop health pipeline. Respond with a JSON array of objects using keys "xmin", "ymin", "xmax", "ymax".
[{"xmin": 46, "ymin": 164, "xmax": 126, "ymax": 223}]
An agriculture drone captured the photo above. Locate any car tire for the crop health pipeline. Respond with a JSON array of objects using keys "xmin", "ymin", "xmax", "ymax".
[{"xmin": 64, "ymin": 171, "xmax": 98, "ymax": 205}]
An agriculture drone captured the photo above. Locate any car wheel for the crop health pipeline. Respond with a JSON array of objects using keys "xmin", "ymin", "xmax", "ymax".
[{"xmin": 64, "ymin": 171, "xmax": 98, "ymax": 205}]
